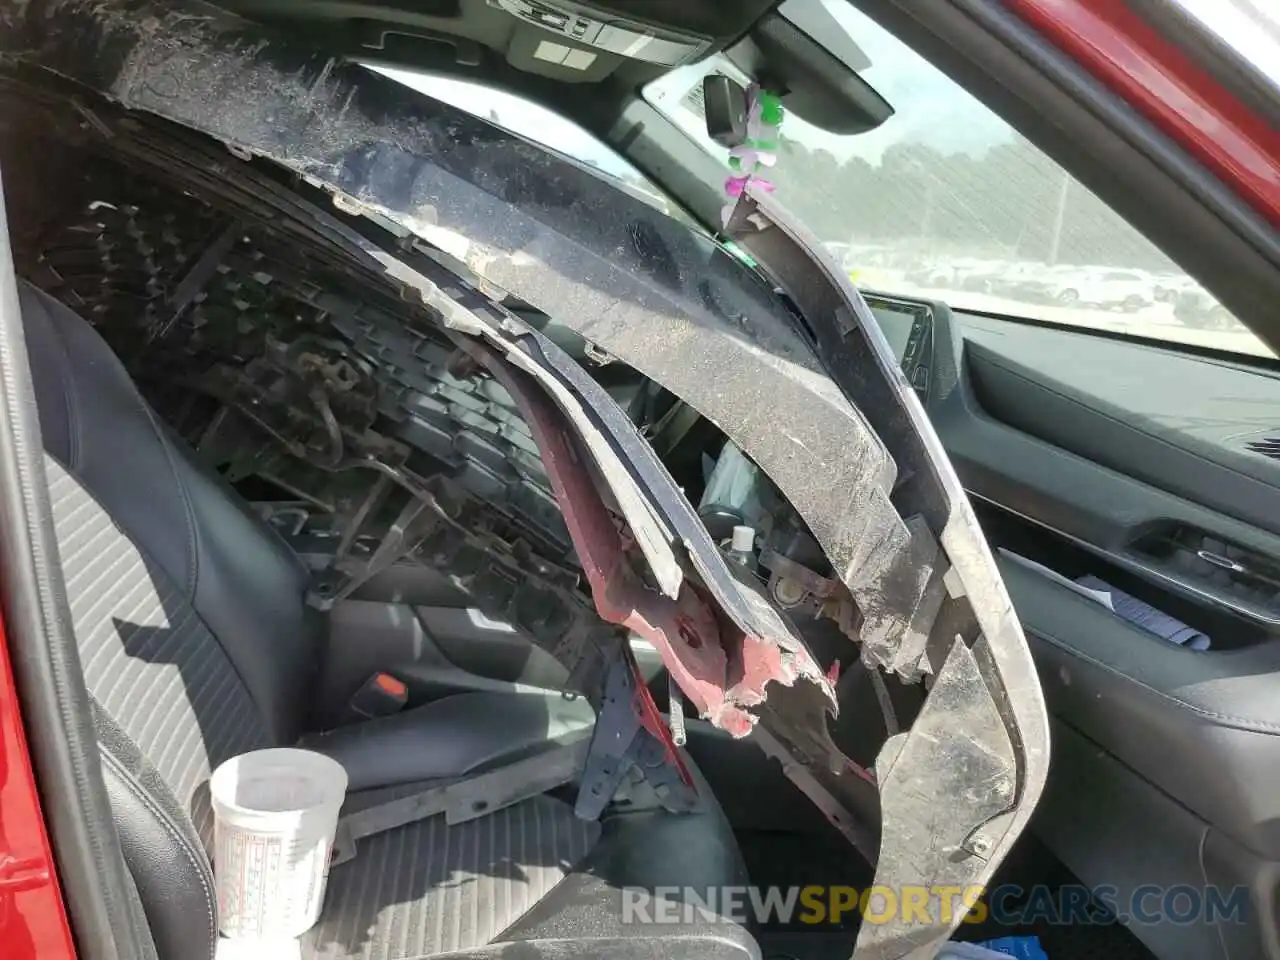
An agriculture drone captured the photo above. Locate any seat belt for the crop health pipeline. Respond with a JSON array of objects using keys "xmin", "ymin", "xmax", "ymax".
[{"xmin": 330, "ymin": 737, "xmax": 589, "ymax": 866}]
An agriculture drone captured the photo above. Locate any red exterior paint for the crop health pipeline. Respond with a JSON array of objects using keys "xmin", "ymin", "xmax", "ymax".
[
  {"xmin": 471, "ymin": 340, "xmax": 818, "ymax": 736},
  {"xmin": 1006, "ymin": 0, "xmax": 1280, "ymax": 226},
  {"xmin": 0, "ymin": 616, "xmax": 75, "ymax": 960}
]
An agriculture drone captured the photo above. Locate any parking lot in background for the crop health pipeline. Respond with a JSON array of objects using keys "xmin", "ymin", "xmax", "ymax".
[{"xmin": 849, "ymin": 267, "xmax": 1273, "ymax": 359}]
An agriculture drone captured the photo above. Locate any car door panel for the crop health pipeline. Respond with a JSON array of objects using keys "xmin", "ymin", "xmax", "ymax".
[
  {"xmin": 915, "ymin": 303, "xmax": 1280, "ymax": 630},
  {"xmin": 869, "ymin": 292, "xmax": 1280, "ymax": 959},
  {"xmin": 997, "ymin": 552, "xmax": 1280, "ymax": 856}
]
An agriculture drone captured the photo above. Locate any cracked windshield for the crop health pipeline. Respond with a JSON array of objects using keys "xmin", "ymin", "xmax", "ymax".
[{"xmin": 644, "ymin": 1, "xmax": 1272, "ymax": 359}]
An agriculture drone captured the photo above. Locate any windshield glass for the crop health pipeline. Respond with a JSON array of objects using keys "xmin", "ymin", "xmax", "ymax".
[{"xmin": 645, "ymin": 0, "xmax": 1272, "ymax": 359}]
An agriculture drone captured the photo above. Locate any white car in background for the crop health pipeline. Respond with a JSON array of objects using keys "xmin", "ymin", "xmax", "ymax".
[
  {"xmin": 1050, "ymin": 268, "xmax": 1158, "ymax": 310},
  {"xmin": 1011, "ymin": 266, "xmax": 1157, "ymax": 310},
  {"xmin": 1174, "ymin": 286, "xmax": 1238, "ymax": 330}
]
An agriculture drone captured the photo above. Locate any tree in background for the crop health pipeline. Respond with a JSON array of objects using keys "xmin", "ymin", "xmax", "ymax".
[{"xmin": 768, "ymin": 132, "xmax": 1177, "ymax": 270}]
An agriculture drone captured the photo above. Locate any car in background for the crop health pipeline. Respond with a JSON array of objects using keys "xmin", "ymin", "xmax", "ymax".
[
  {"xmin": 1175, "ymin": 286, "xmax": 1238, "ymax": 330},
  {"xmin": 955, "ymin": 259, "xmax": 1018, "ymax": 293},
  {"xmin": 1012, "ymin": 266, "xmax": 1156, "ymax": 310},
  {"xmin": 996, "ymin": 263, "xmax": 1074, "ymax": 300},
  {"xmin": 903, "ymin": 259, "xmax": 959, "ymax": 287},
  {"xmin": 1153, "ymin": 273, "xmax": 1195, "ymax": 302}
]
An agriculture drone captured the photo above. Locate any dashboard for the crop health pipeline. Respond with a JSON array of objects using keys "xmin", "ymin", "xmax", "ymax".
[
  {"xmin": 859, "ymin": 303, "xmax": 1280, "ymax": 960},
  {"xmin": 861, "ymin": 290, "xmax": 1280, "ymax": 630}
]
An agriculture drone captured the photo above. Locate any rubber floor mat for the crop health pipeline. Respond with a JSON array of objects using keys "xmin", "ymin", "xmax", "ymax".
[{"xmin": 741, "ymin": 830, "xmax": 1158, "ymax": 960}]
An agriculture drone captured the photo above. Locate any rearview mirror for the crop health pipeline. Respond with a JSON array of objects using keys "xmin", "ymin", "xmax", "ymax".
[{"xmin": 728, "ymin": 13, "xmax": 894, "ymax": 135}]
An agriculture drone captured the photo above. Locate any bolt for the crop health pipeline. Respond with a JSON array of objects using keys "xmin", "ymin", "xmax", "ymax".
[{"xmin": 771, "ymin": 577, "xmax": 806, "ymax": 607}]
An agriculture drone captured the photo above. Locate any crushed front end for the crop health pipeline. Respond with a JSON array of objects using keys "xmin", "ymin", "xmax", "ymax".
[{"xmin": 0, "ymin": 3, "xmax": 1049, "ymax": 956}]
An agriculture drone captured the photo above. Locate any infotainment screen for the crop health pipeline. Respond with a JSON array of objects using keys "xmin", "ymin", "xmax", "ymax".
[
  {"xmin": 861, "ymin": 293, "xmax": 934, "ymax": 398},
  {"xmin": 867, "ymin": 302, "xmax": 917, "ymax": 363}
]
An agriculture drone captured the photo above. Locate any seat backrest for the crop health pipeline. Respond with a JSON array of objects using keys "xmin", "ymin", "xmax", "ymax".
[{"xmin": 21, "ymin": 283, "xmax": 321, "ymax": 959}]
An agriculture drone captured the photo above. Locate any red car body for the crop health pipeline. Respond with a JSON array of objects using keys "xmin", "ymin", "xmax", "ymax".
[
  {"xmin": 0, "ymin": 0, "xmax": 1277, "ymax": 955},
  {"xmin": 0, "ymin": 617, "xmax": 75, "ymax": 960}
]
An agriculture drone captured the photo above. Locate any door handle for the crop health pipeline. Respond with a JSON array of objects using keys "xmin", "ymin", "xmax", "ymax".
[{"xmin": 1196, "ymin": 549, "xmax": 1249, "ymax": 575}]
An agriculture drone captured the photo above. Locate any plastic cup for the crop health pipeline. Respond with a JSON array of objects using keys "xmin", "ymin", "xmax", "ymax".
[{"xmin": 210, "ymin": 748, "xmax": 348, "ymax": 940}]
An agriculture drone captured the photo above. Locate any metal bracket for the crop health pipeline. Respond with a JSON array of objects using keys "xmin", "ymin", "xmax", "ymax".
[
  {"xmin": 331, "ymin": 737, "xmax": 590, "ymax": 866},
  {"xmin": 308, "ymin": 494, "xmax": 441, "ymax": 608},
  {"xmin": 574, "ymin": 642, "xmax": 698, "ymax": 820}
]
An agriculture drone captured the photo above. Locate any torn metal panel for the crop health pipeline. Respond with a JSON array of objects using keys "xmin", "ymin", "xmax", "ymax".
[{"xmin": 468, "ymin": 337, "xmax": 831, "ymax": 737}]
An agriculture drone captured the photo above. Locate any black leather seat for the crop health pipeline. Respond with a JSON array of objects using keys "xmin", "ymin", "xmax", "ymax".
[{"xmin": 21, "ymin": 283, "xmax": 754, "ymax": 960}]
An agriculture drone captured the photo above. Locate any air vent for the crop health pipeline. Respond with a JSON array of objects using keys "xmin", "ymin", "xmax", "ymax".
[{"xmin": 1245, "ymin": 436, "xmax": 1280, "ymax": 460}]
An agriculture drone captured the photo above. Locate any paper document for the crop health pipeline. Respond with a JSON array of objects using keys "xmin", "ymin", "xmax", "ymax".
[
  {"xmin": 997, "ymin": 549, "xmax": 1114, "ymax": 610},
  {"xmin": 998, "ymin": 549, "xmax": 1211, "ymax": 650}
]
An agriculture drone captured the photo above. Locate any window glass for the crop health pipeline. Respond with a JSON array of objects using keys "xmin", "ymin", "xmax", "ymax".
[{"xmin": 645, "ymin": 0, "xmax": 1272, "ymax": 358}]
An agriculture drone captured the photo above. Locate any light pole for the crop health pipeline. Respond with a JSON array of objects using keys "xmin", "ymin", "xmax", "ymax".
[{"xmin": 1047, "ymin": 170, "xmax": 1070, "ymax": 265}]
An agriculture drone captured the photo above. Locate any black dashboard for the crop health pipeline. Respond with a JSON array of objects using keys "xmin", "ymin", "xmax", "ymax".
[{"xmin": 862, "ymin": 291, "xmax": 1280, "ymax": 629}]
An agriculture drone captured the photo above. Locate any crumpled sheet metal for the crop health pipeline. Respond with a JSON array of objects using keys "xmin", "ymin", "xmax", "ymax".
[
  {"xmin": 468, "ymin": 338, "xmax": 828, "ymax": 737},
  {"xmin": 0, "ymin": 0, "xmax": 902, "ymax": 639}
]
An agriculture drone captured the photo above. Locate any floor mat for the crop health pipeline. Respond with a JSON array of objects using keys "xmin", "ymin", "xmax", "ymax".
[
  {"xmin": 737, "ymin": 828, "xmax": 868, "ymax": 960},
  {"xmin": 757, "ymin": 930, "xmax": 858, "ymax": 960},
  {"xmin": 739, "ymin": 830, "xmax": 1158, "ymax": 960},
  {"xmin": 953, "ymin": 837, "xmax": 1158, "ymax": 960}
]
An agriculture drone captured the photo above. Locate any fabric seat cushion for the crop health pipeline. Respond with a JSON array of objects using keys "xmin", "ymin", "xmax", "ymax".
[{"xmin": 306, "ymin": 793, "xmax": 599, "ymax": 960}]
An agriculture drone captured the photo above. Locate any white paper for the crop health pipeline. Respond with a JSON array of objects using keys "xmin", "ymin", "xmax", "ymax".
[{"xmin": 997, "ymin": 548, "xmax": 1115, "ymax": 611}]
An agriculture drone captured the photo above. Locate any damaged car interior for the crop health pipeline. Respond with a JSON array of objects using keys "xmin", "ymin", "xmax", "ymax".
[{"xmin": 0, "ymin": 2, "xmax": 1276, "ymax": 960}]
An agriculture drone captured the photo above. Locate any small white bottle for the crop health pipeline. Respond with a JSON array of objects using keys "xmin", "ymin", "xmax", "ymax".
[{"xmin": 726, "ymin": 525, "xmax": 757, "ymax": 573}]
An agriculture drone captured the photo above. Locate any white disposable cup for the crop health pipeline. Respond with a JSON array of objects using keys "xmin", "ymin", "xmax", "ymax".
[{"xmin": 210, "ymin": 748, "xmax": 348, "ymax": 940}]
